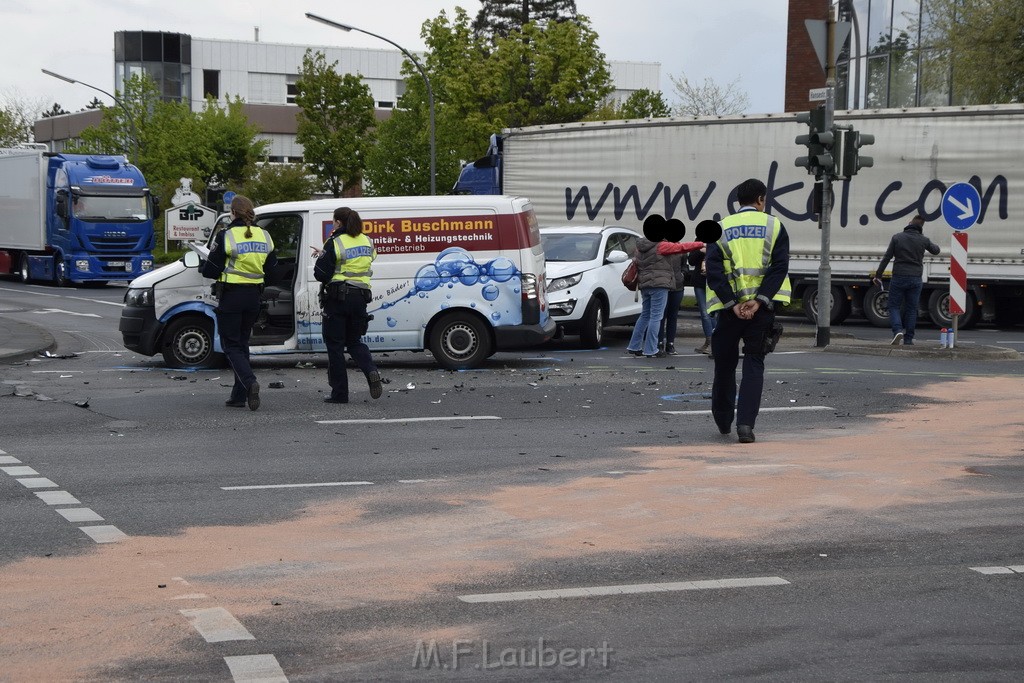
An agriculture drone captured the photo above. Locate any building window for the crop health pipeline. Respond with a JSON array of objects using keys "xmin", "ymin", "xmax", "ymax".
[
  {"xmin": 204, "ymin": 70, "xmax": 220, "ymax": 100},
  {"xmin": 287, "ymin": 76, "xmax": 299, "ymax": 104},
  {"xmin": 866, "ymin": 55, "xmax": 890, "ymax": 107},
  {"xmin": 378, "ymin": 101, "xmax": 394, "ymax": 109}
]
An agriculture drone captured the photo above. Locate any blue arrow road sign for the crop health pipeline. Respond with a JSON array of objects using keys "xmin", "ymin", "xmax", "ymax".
[
  {"xmin": 222, "ymin": 190, "xmax": 237, "ymax": 206},
  {"xmin": 941, "ymin": 182, "xmax": 981, "ymax": 230}
]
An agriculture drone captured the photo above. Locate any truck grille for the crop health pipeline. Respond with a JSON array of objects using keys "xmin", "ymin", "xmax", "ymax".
[{"xmin": 86, "ymin": 236, "xmax": 141, "ymax": 251}]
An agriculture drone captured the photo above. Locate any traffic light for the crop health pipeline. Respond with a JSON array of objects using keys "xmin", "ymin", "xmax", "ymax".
[
  {"xmin": 795, "ymin": 107, "xmax": 835, "ymax": 177},
  {"xmin": 835, "ymin": 129, "xmax": 875, "ymax": 179}
]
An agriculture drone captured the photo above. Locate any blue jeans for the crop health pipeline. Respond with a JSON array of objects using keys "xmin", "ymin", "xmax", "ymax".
[
  {"xmin": 887, "ymin": 275, "xmax": 924, "ymax": 342},
  {"xmin": 628, "ymin": 287, "xmax": 668, "ymax": 355},
  {"xmin": 694, "ymin": 286, "xmax": 717, "ymax": 338},
  {"xmin": 658, "ymin": 289, "xmax": 686, "ymax": 348}
]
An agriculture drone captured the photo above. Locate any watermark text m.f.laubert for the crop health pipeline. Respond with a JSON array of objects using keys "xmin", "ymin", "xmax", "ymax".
[{"xmin": 412, "ymin": 638, "xmax": 613, "ymax": 670}]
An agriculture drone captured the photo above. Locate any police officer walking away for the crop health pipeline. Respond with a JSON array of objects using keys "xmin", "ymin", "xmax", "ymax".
[
  {"xmin": 705, "ymin": 179, "xmax": 791, "ymax": 443},
  {"xmin": 870, "ymin": 214, "xmax": 940, "ymax": 346},
  {"xmin": 201, "ymin": 195, "xmax": 277, "ymax": 410},
  {"xmin": 314, "ymin": 206, "xmax": 383, "ymax": 404}
]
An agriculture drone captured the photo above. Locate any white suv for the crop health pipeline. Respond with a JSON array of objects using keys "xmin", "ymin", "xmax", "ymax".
[{"xmin": 541, "ymin": 225, "xmax": 642, "ymax": 348}]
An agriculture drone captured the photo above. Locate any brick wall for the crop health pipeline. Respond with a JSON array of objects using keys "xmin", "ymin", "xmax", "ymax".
[{"xmin": 785, "ymin": 0, "xmax": 828, "ymax": 113}]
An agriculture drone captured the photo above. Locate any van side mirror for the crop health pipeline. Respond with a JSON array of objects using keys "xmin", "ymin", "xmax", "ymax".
[{"xmin": 183, "ymin": 251, "xmax": 200, "ymax": 268}]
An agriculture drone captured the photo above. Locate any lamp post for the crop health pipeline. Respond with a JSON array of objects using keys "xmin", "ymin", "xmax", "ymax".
[
  {"xmin": 41, "ymin": 68, "xmax": 140, "ymax": 167},
  {"xmin": 306, "ymin": 12, "xmax": 436, "ymax": 196}
]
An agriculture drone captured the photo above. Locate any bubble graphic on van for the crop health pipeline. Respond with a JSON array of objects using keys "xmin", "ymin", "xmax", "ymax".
[
  {"xmin": 387, "ymin": 317, "xmax": 398, "ymax": 328},
  {"xmin": 377, "ymin": 247, "xmax": 525, "ymax": 330}
]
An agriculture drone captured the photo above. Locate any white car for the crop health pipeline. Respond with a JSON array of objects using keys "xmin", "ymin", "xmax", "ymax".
[{"xmin": 541, "ymin": 225, "xmax": 642, "ymax": 348}]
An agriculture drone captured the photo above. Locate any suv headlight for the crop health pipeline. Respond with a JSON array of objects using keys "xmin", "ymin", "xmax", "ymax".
[
  {"xmin": 548, "ymin": 273, "xmax": 583, "ymax": 292},
  {"xmin": 124, "ymin": 287, "xmax": 154, "ymax": 307}
]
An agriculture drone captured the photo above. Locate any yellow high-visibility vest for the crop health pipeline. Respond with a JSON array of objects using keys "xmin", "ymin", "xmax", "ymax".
[
  {"xmin": 220, "ymin": 226, "xmax": 273, "ymax": 284},
  {"xmin": 329, "ymin": 233, "xmax": 376, "ymax": 288},
  {"xmin": 706, "ymin": 211, "xmax": 791, "ymax": 313}
]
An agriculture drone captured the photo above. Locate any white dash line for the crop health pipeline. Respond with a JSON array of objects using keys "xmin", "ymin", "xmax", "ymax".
[
  {"xmin": 35, "ymin": 490, "xmax": 81, "ymax": 505},
  {"xmin": 180, "ymin": 607, "xmax": 256, "ymax": 642},
  {"xmin": 970, "ymin": 566, "xmax": 1022, "ymax": 575},
  {"xmin": 171, "ymin": 593, "xmax": 210, "ymax": 600},
  {"xmin": 398, "ymin": 478, "xmax": 446, "ymax": 484},
  {"xmin": 221, "ymin": 481, "xmax": 373, "ymax": 491},
  {"xmin": 661, "ymin": 405, "xmax": 835, "ymax": 416},
  {"xmin": 316, "ymin": 415, "xmax": 502, "ymax": 425},
  {"xmin": 1, "ymin": 466, "xmax": 39, "ymax": 476},
  {"xmin": 458, "ymin": 576, "xmax": 790, "ymax": 603},
  {"xmin": 79, "ymin": 525, "xmax": 129, "ymax": 543},
  {"xmin": 0, "ymin": 455, "xmax": 21, "ymax": 464},
  {"xmin": 17, "ymin": 477, "xmax": 59, "ymax": 489},
  {"xmin": 706, "ymin": 464, "xmax": 799, "ymax": 470},
  {"xmin": 224, "ymin": 654, "xmax": 288, "ymax": 683},
  {"xmin": 56, "ymin": 508, "xmax": 104, "ymax": 523}
]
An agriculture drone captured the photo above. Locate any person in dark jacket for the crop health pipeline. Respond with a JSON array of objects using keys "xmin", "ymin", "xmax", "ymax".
[
  {"xmin": 870, "ymin": 215, "xmax": 940, "ymax": 346},
  {"xmin": 657, "ymin": 219, "xmax": 690, "ymax": 355},
  {"xmin": 200, "ymin": 195, "xmax": 277, "ymax": 410}
]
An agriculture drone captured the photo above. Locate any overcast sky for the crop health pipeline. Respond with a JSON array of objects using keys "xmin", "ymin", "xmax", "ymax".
[{"xmin": 2, "ymin": 0, "xmax": 788, "ymax": 116}]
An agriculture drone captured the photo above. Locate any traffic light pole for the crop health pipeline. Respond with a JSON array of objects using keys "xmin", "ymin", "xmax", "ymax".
[{"xmin": 816, "ymin": 6, "xmax": 838, "ymax": 349}]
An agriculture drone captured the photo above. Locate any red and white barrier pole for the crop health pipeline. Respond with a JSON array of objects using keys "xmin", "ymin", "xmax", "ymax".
[{"xmin": 949, "ymin": 231, "xmax": 969, "ymax": 348}]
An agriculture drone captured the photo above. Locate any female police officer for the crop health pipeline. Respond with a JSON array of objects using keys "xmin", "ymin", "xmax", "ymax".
[
  {"xmin": 314, "ymin": 206, "xmax": 383, "ymax": 404},
  {"xmin": 201, "ymin": 194, "xmax": 277, "ymax": 410}
]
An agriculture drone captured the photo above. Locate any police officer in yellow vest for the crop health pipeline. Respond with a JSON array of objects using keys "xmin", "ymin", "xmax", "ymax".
[
  {"xmin": 201, "ymin": 194, "xmax": 277, "ymax": 411},
  {"xmin": 314, "ymin": 206, "xmax": 383, "ymax": 403},
  {"xmin": 706, "ymin": 178, "xmax": 791, "ymax": 443}
]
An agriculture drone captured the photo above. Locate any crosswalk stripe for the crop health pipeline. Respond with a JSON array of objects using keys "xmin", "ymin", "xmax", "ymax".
[{"xmin": 459, "ymin": 576, "xmax": 790, "ymax": 603}]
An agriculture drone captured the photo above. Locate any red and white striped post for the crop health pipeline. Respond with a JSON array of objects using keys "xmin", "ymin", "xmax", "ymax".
[{"xmin": 948, "ymin": 231, "xmax": 969, "ymax": 347}]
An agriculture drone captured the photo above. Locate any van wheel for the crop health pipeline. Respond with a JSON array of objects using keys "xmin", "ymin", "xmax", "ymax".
[
  {"xmin": 429, "ymin": 312, "xmax": 492, "ymax": 370},
  {"xmin": 162, "ymin": 316, "xmax": 223, "ymax": 368},
  {"xmin": 862, "ymin": 285, "xmax": 889, "ymax": 327},
  {"xmin": 580, "ymin": 299, "xmax": 605, "ymax": 349},
  {"xmin": 19, "ymin": 254, "xmax": 31, "ymax": 283}
]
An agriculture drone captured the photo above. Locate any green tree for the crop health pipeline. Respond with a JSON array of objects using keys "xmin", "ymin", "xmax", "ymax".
[
  {"xmin": 0, "ymin": 92, "xmax": 41, "ymax": 146},
  {"xmin": 241, "ymin": 163, "xmax": 318, "ymax": 205},
  {"xmin": 620, "ymin": 89, "xmax": 672, "ymax": 119},
  {"xmin": 294, "ymin": 49, "xmax": 377, "ymax": 197},
  {"xmin": 195, "ymin": 96, "xmax": 269, "ymax": 190},
  {"xmin": 41, "ymin": 103, "xmax": 69, "ymax": 118},
  {"xmin": 473, "ymin": 0, "xmax": 578, "ymax": 43},
  {"xmin": 927, "ymin": 0, "xmax": 1024, "ymax": 104}
]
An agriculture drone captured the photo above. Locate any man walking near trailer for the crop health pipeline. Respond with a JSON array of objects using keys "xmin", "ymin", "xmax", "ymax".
[{"xmin": 870, "ymin": 215, "xmax": 940, "ymax": 346}]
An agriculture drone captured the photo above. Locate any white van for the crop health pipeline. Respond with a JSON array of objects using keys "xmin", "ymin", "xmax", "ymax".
[{"xmin": 119, "ymin": 195, "xmax": 555, "ymax": 370}]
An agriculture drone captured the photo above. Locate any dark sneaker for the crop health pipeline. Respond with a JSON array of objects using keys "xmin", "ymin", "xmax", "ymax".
[
  {"xmin": 665, "ymin": 345, "xmax": 677, "ymax": 355},
  {"xmin": 247, "ymin": 381, "xmax": 261, "ymax": 411},
  {"xmin": 224, "ymin": 399, "xmax": 246, "ymax": 408},
  {"xmin": 323, "ymin": 396, "xmax": 348, "ymax": 404},
  {"xmin": 644, "ymin": 351, "xmax": 667, "ymax": 358},
  {"xmin": 737, "ymin": 425, "xmax": 755, "ymax": 443},
  {"xmin": 890, "ymin": 331, "xmax": 904, "ymax": 346},
  {"xmin": 367, "ymin": 371, "xmax": 383, "ymax": 399}
]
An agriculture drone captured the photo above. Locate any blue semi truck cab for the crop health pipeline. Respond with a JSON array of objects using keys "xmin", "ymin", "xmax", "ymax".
[
  {"xmin": 454, "ymin": 134, "xmax": 503, "ymax": 195},
  {"xmin": 0, "ymin": 149, "xmax": 156, "ymax": 285}
]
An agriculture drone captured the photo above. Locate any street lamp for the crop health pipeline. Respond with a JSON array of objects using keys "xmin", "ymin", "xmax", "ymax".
[
  {"xmin": 41, "ymin": 68, "xmax": 140, "ymax": 167},
  {"xmin": 306, "ymin": 12, "xmax": 436, "ymax": 196}
]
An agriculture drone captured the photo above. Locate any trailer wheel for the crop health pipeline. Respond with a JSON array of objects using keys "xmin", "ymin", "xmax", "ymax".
[
  {"xmin": 19, "ymin": 254, "xmax": 31, "ymax": 283},
  {"xmin": 161, "ymin": 315, "xmax": 223, "ymax": 369},
  {"xmin": 927, "ymin": 289, "xmax": 980, "ymax": 330},
  {"xmin": 53, "ymin": 257, "xmax": 69, "ymax": 288},
  {"xmin": 862, "ymin": 285, "xmax": 889, "ymax": 328},
  {"xmin": 428, "ymin": 311, "xmax": 492, "ymax": 370},
  {"xmin": 802, "ymin": 285, "xmax": 851, "ymax": 325},
  {"xmin": 579, "ymin": 298, "xmax": 605, "ymax": 349}
]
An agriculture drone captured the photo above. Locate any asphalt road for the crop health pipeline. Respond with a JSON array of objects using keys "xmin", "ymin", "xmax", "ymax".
[{"xmin": 1, "ymin": 279, "xmax": 1023, "ymax": 682}]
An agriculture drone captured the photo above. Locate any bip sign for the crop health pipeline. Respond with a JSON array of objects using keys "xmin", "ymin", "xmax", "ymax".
[{"xmin": 165, "ymin": 202, "xmax": 218, "ymax": 242}]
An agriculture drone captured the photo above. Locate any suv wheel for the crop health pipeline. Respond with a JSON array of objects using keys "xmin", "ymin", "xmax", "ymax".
[{"xmin": 580, "ymin": 299, "xmax": 604, "ymax": 349}]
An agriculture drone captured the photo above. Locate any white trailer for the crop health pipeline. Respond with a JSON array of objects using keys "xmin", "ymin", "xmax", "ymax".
[
  {"xmin": 468, "ymin": 104, "xmax": 1024, "ymax": 328},
  {"xmin": 0, "ymin": 149, "xmax": 47, "ymax": 251}
]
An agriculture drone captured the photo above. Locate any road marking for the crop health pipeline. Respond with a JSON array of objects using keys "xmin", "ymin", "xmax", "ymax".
[
  {"xmin": 179, "ymin": 607, "xmax": 256, "ymax": 642},
  {"xmin": 2, "ymin": 466, "xmax": 39, "ymax": 476},
  {"xmin": 17, "ymin": 477, "xmax": 59, "ymax": 489},
  {"xmin": 971, "ymin": 566, "xmax": 1023, "ymax": 575},
  {"xmin": 224, "ymin": 654, "xmax": 288, "ymax": 683},
  {"xmin": 458, "ymin": 576, "xmax": 790, "ymax": 603},
  {"xmin": 398, "ymin": 478, "xmax": 446, "ymax": 484},
  {"xmin": 55, "ymin": 507, "xmax": 104, "ymax": 523},
  {"xmin": 0, "ymin": 455, "xmax": 21, "ymax": 464},
  {"xmin": 33, "ymin": 308, "xmax": 102, "ymax": 318},
  {"xmin": 171, "ymin": 593, "xmax": 210, "ymax": 600},
  {"xmin": 316, "ymin": 415, "xmax": 501, "ymax": 425},
  {"xmin": 31, "ymin": 370, "xmax": 84, "ymax": 374},
  {"xmin": 706, "ymin": 464, "xmax": 799, "ymax": 470},
  {"xmin": 79, "ymin": 525, "xmax": 129, "ymax": 544},
  {"xmin": 0, "ymin": 286, "xmax": 123, "ymax": 307},
  {"xmin": 35, "ymin": 490, "xmax": 81, "ymax": 505},
  {"xmin": 661, "ymin": 405, "xmax": 834, "ymax": 416},
  {"xmin": 221, "ymin": 481, "xmax": 374, "ymax": 491}
]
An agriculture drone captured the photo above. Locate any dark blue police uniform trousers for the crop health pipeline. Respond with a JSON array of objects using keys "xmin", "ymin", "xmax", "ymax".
[
  {"xmin": 323, "ymin": 287, "xmax": 378, "ymax": 401},
  {"xmin": 710, "ymin": 305, "xmax": 775, "ymax": 429},
  {"xmin": 215, "ymin": 284, "xmax": 262, "ymax": 401}
]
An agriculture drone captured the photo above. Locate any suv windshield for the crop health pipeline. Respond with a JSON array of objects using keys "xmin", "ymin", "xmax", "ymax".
[
  {"xmin": 73, "ymin": 194, "xmax": 149, "ymax": 222},
  {"xmin": 542, "ymin": 233, "xmax": 600, "ymax": 262}
]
